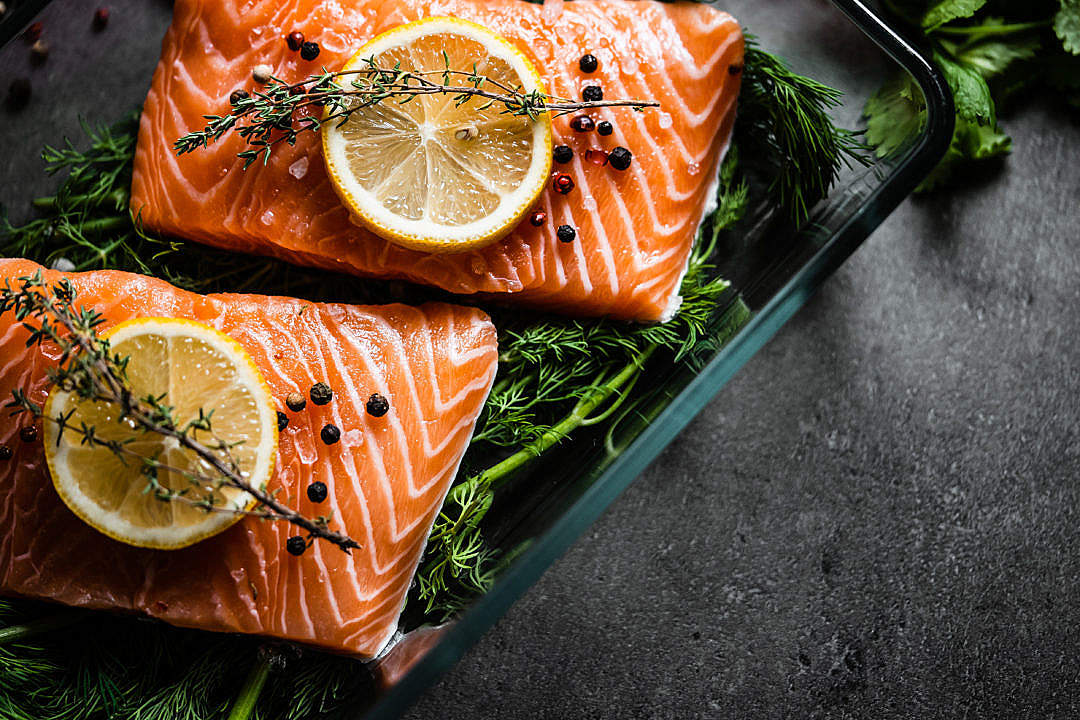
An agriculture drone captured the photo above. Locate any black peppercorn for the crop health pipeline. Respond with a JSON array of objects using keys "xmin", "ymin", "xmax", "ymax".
[
  {"xmin": 277, "ymin": 411, "xmax": 289, "ymax": 431},
  {"xmin": 307, "ymin": 481, "xmax": 328, "ymax": 503},
  {"xmin": 285, "ymin": 392, "xmax": 306, "ymax": 412},
  {"xmin": 310, "ymin": 382, "xmax": 333, "ymax": 405},
  {"xmin": 286, "ymin": 536, "xmax": 307, "ymax": 556},
  {"xmin": 556, "ymin": 224, "xmax": 576, "ymax": 243},
  {"xmin": 579, "ymin": 53, "xmax": 598, "ymax": 73},
  {"xmin": 553, "ymin": 145, "xmax": 574, "ymax": 164},
  {"xmin": 366, "ymin": 393, "xmax": 390, "ymax": 417},
  {"xmin": 299, "ymin": 41, "xmax": 320, "ymax": 61},
  {"xmin": 553, "ymin": 173, "xmax": 575, "ymax": 194},
  {"xmin": 92, "ymin": 7, "xmax": 109, "ymax": 30},
  {"xmin": 570, "ymin": 115, "xmax": 595, "ymax": 133},
  {"xmin": 608, "ymin": 146, "xmax": 632, "ymax": 171},
  {"xmin": 582, "ymin": 85, "xmax": 603, "ymax": 102},
  {"xmin": 320, "ymin": 423, "xmax": 341, "ymax": 445},
  {"xmin": 597, "ymin": 120, "xmax": 613, "ymax": 136},
  {"xmin": 19, "ymin": 426, "xmax": 37, "ymax": 443},
  {"xmin": 230, "ymin": 89, "xmax": 249, "ymax": 105},
  {"xmin": 0, "ymin": 445, "xmax": 11, "ymax": 461},
  {"xmin": 286, "ymin": 31, "xmax": 305, "ymax": 51}
]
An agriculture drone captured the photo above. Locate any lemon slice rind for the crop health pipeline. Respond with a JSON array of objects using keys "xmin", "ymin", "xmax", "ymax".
[
  {"xmin": 322, "ymin": 17, "xmax": 553, "ymax": 253},
  {"xmin": 43, "ymin": 318, "xmax": 278, "ymax": 550}
]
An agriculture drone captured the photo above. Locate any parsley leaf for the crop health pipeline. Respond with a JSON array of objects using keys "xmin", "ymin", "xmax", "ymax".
[
  {"xmin": 922, "ymin": 0, "xmax": 988, "ymax": 31},
  {"xmin": 950, "ymin": 35, "xmax": 1041, "ymax": 78},
  {"xmin": 1055, "ymin": 0, "xmax": 1080, "ymax": 54},
  {"xmin": 871, "ymin": 0, "xmax": 1078, "ymax": 192},
  {"xmin": 863, "ymin": 74, "xmax": 926, "ymax": 157},
  {"xmin": 934, "ymin": 51, "xmax": 995, "ymax": 123},
  {"xmin": 915, "ymin": 117, "xmax": 1011, "ymax": 192}
]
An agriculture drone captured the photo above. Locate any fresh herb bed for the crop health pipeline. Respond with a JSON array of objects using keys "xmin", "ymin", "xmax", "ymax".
[
  {"xmin": 867, "ymin": 0, "xmax": 1080, "ymax": 190},
  {"xmin": 0, "ymin": 38, "xmax": 865, "ymax": 720}
]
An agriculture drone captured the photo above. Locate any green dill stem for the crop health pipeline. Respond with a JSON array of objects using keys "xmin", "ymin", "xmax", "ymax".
[
  {"xmin": 226, "ymin": 655, "xmax": 272, "ymax": 720},
  {"xmin": 76, "ymin": 216, "xmax": 130, "ymax": 234},
  {"xmin": 482, "ymin": 344, "xmax": 657, "ymax": 493},
  {"xmin": 32, "ymin": 188, "xmax": 129, "ymax": 211},
  {"xmin": 0, "ymin": 612, "xmax": 83, "ymax": 647}
]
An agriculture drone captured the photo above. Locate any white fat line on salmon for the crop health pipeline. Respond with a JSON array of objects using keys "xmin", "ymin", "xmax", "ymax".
[{"xmin": 660, "ymin": 135, "xmax": 734, "ymax": 324}]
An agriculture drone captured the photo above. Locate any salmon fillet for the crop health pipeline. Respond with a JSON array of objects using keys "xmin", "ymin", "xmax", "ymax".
[
  {"xmin": 0, "ymin": 258, "xmax": 497, "ymax": 658},
  {"xmin": 131, "ymin": 0, "xmax": 743, "ymax": 322}
]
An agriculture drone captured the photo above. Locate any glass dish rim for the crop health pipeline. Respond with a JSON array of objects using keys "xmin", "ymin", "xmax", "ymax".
[
  {"xmin": 364, "ymin": 0, "xmax": 955, "ymax": 717},
  {"xmin": 0, "ymin": 0, "xmax": 955, "ymax": 715}
]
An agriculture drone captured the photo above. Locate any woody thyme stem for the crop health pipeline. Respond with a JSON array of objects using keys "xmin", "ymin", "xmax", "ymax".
[
  {"xmin": 1, "ymin": 273, "xmax": 359, "ymax": 553},
  {"xmin": 173, "ymin": 63, "xmax": 659, "ymax": 164}
]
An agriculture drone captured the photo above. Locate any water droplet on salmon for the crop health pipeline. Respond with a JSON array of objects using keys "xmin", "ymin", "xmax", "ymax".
[
  {"xmin": 260, "ymin": 209, "xmax": 275, "ymax": 225},
  {"xmin": 541, "ymin": 0, "xmax": 564, "ymax": 23},
  {"xmin": 658, "ymin": 112, "xmax": 673, "ymax": 129},
  {"xmin": 688, "ymin": 162, "xmax": 700, "ymax": 176},
  {"xmin": 289, "ymin": 157, "xmax": 309, "ymax": 179}
]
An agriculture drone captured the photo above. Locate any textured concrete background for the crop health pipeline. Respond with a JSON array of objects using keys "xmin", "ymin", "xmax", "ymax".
[
  {"xmin": 3, "ymin": 3, "xmax": 1078, "ymax": 718},
  {"xmin": 405, "ymin": 103, "xmax": 1080, "ymax": 718}
]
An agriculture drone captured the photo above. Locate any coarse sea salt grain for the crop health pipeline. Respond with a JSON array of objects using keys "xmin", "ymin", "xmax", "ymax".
[
  {"xmin": 260, "ymin": 209, "xmax": 275, "ymax": 225},
  {"xmin": 289, "ymin": 157, "xmax": 309, "ymax": 179},
  {"xmin": 658, "ymin": 112, "xmax": 673, "ymax": 129},
  {"xmin": 582, "ymin": 195, "xmax": 597, "ymax": 211}
]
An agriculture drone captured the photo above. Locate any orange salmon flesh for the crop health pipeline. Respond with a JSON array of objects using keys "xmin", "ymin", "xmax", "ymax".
[
  {"xmin": 0, "ymin": 258, "xmax": 497, "ymax": 658},
  {"xmin": 131, "ymin": 0, "xmax": 744, "ymax": 322}
]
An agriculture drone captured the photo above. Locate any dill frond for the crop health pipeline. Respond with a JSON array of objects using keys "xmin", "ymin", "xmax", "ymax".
[{"xmin": 735, "ymin": 36, "xmax": 871, "ymax": 223}]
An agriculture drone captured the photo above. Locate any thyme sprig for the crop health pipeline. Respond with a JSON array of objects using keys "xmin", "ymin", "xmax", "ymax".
[
  {"xmin": 173, "ymin": 59, "xmax": 659, "ymax": 168},
  {"xmin": 0, "ymin": 273, "xmax": 359, "ymax": 553}
]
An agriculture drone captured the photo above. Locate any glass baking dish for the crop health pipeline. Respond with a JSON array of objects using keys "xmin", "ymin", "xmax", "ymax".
[{"xmin": 0, "ymin": 0, "xmax": 952, "ymax": 717}]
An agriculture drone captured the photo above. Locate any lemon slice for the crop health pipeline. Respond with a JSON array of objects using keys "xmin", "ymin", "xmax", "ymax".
[
  {"xmin": 44, "ymin": 318, "xmax": 278, "ymax": 550},
  {"xmin": 322, "ymin": 17, "xmax": 553, "ymax": 253}
]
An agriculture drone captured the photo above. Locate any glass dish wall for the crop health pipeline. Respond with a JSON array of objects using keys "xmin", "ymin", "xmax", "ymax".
[{"xmin": 0, "ymin": 0, "xmax": 952, "ymax": 717}]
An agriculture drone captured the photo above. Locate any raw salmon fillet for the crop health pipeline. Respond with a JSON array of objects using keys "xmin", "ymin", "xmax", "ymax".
[
  {"xmin": 131, "ymin": 0, "xmax": 743, "ymax": 322},
  {"xmin": 0, "ymin": 258, "xmax": 497, "ymax": 658}
]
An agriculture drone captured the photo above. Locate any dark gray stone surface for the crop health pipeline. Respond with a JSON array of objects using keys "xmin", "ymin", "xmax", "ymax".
[
  {"xmin": 404, "ymin": 103, "xmax": 1080, "ymax": 718},
  {"xmin": 3, "ymin": 3, "xmax": 1078, "ymax": 718}
]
